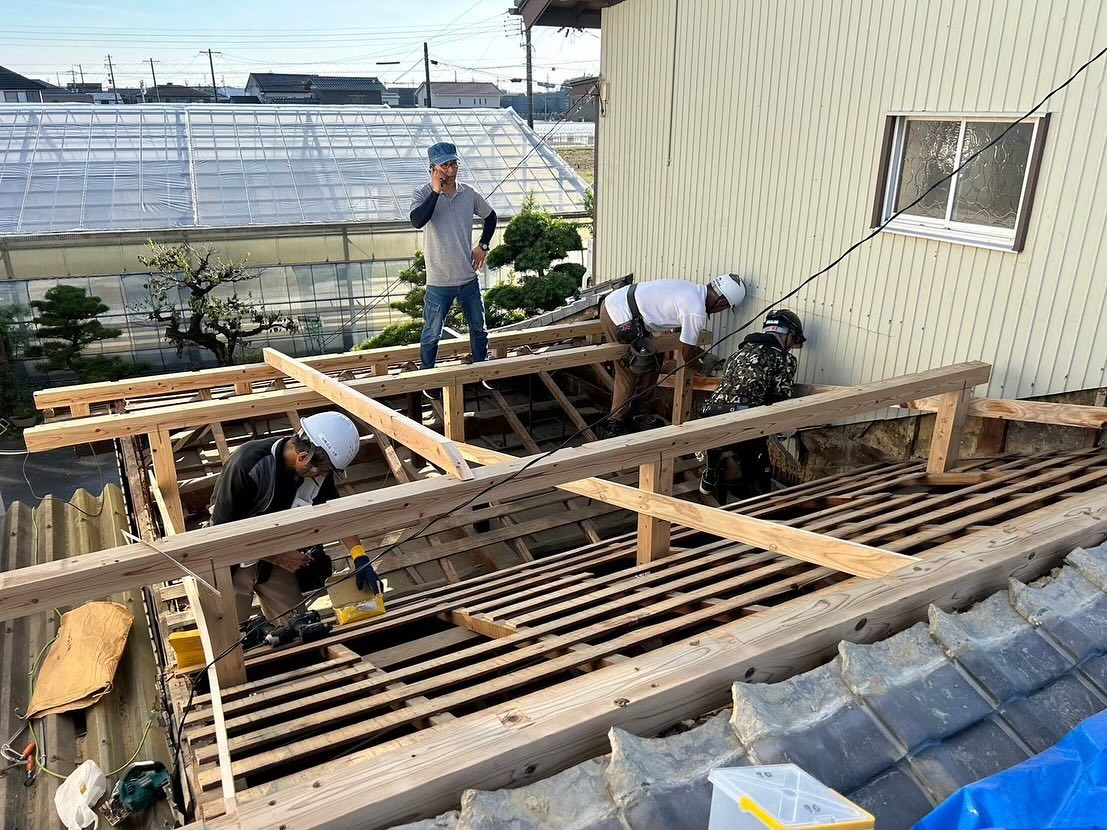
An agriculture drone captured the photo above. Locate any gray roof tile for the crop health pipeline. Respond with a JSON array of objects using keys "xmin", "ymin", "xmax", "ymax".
[
  {"xmin": 847, "ymin": 763, "xmax": 934, "ymax": 830},
  {"xmin": 839, "ymin": 623, "xmax": 992, "ymax": 750},
  {"xmin": 458, "ymin": 757, "xmax": 621, "ymax": 830},
  {"xmin": 929, "ymin": 593, "xmax": 1074, "ymax": 701},
  {"xmin": 732, "ymin": 662, "xmax": 901, "ymax": 792},
  {"xmin": 908, "ymin": 718, "xmax": 1029, "ymax": 801},
  {"xmin": 606, "ymin": 712, "xmax": 745, "ymax": 830},
  {"xmin": 1066, "ymin": 541, "xmax": 1107, "ymax": 591},
  {"xmin": 998, "ymin": 673, "xmax": 1107, "ymax": 753},
  {"xmin": 1009, "ymin": 569, "xmax": 1107, "ymax": 661}
]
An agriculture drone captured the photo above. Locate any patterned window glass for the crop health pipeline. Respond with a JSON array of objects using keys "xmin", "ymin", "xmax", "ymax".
[
  {"xmin": 895, "ymin": 120, "xmax": 960, "ymax": 219},
  {"xmin": 951, "ymin": 121, "xmax": 1033, "ymax": 229}
]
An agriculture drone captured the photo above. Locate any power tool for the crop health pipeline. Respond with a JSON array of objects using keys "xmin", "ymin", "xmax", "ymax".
[
  {"xmin": 263, "ymin": 609, "xmax": 332, "ymax": 647},
  {"xmin": 99, "ymin": 761, "xmax": 171, "ymax": 825}
]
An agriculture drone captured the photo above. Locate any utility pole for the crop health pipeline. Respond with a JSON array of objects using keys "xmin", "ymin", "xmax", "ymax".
[
  {"xmin": 106, "ymin": 54, "xmax": 118, "ymax": 102},
  {"xmin": 423, "ymin": 42, "xmax": 432, "ymax": 107},
  {"xmin": 201, "ymin": 49, "xmax": 221, "ymax": 102},
  {"xmin": 79, "ymin": 64, "xmax": 85, "ymax": 85},
  {"xmin": 69, "ymin": 66, "xmax": 77, "ymax": 86},
  {"xmin": 525, "ymin": 27, "xmax": 534, "ymax": 128},
  {"xmin": 149, "ymin": 58, "xmax": 160, "ymax": 102}
]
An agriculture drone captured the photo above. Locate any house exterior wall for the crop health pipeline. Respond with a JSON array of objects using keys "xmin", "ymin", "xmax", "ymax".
[{"xmin": 596, "ymin": 0, "xmax": 1107, "ymax": 400}]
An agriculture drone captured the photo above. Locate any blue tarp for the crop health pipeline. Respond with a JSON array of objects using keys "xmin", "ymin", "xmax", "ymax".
[{"xmin": 915, "ymin": 710, "xmax": 1107, "ymax": 830}]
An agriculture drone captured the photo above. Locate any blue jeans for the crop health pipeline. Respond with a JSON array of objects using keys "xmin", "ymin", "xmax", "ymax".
[{"xmin": 420, "ymin": 278, "xmax": 488, "ymax": 369}]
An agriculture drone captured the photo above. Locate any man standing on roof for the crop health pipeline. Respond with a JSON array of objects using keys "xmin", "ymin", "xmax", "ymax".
[
  {"xmin": 598, "ymin": 275, "xmax": 746, "ymax": 437},
  {"xmin": 698, "ymin": 309, "xmax": 805, "ymax": 501},
  {"xmin": 409, "ymin": 141, "xmax": 499, "ymax": 396},
  {"xmin": 208, "ymin": 411, "xmax": 380, "ymax": 625}
]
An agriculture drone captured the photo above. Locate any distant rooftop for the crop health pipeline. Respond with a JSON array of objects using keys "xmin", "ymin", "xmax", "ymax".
[{"xmin": 423, "ymin": 81, "xmax": 504, "ymax": 97}]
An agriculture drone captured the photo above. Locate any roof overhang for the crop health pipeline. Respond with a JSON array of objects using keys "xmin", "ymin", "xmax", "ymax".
[{"xmin": 514, "ymin": 0, "xmax": 621, "ymax": 29}]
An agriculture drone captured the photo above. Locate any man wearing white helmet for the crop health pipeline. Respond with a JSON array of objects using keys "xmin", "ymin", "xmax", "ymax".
[
  {"xmin": 598, "ymin": 274, "xmax": 745, "ymax": 436},
  {"xmin": 208, "ymin": 411, "xmax": 378, "ymax": 625}
]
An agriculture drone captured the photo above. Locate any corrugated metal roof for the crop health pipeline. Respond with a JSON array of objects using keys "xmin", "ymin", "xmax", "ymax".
[
  {"xmin": 399, "ymin": 541, "xmax": 1107, "ymax": 829},
  {"xmin": 310, "ymin": 76, "xmax": 385, "ymax": 92},
  {"xmin": 426, "ymin": 82, "xmax": 504, "ymax": 97},
  {"xmin": 595, "ymin": 0, "xmax": 1107, "ymax": 400},
  {"xmin": 0, "ymin": 486, "xmax": 174, "ymax": 830}
]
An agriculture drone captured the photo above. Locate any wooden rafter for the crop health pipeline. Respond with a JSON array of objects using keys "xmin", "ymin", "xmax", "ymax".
[
  {"xmin": 0, "ymin": 362, "xmax": 989, "ymax": 621},
  {"xmin": 263, "ymin": 347, "xmax": 473, "ymax": 481}
]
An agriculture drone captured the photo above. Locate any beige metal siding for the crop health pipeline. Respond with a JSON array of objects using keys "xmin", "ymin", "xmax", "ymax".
[{"xmin": 597, "ymin": 0, "xmax": 1107, "ymax": 398}]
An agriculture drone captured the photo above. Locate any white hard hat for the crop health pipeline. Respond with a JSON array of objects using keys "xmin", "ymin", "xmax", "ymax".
[
  {"xmin": 710, "ymin": 274, "xmax": 746, "ymax": 308},
  {"xmin": 300, "ymin": 412, "xmax": 360, "ymax": 471}
]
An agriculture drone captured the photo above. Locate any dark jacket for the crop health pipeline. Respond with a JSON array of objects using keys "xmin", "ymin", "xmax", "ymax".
[
  {"xmin": 703, "ymin": 332, "xmax": 798, "ymax": 411},
  {"xmin": 209, "ymin": 437, "xmax": 339, "ymax": 526}
]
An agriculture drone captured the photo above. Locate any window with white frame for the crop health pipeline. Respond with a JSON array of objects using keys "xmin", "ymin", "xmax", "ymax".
[{"xmin": 872, "ymin": 114, "xmax": 1050, "ymax": 251}]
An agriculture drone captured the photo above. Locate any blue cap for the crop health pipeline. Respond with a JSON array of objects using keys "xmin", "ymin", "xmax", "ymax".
[{"xmin": 428, "ymin": 142, "xmax": 459, "ymax": 166}]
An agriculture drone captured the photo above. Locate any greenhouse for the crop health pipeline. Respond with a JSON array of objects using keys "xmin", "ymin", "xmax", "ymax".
[{"xmin": 0, "ymin": 104, "xmax": 587, "ymax": 235}]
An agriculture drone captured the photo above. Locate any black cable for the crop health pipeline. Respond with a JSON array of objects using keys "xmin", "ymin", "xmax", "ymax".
[{"xmin": 169, "ymin": 43, "xmax": 1107, "ymax": 773}]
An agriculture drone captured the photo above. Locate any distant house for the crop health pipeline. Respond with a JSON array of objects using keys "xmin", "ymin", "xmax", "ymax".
[
  {"xmin": 501, "ymin": 90, "xmax": 571, "ymax": 119},
  {"xmin": 148, "ymin": 84, "xmax": 216, "ymax": 104},
  {"xmin": 306, "ymin": 76, "xmax": 384, "ymax": 105},
  {"xmin": 391, "ymin": 87, "xmax": 419, "ymax": 108},
  {"xmin": 565, "ymin": 75, "xmax": 599, "ymax": 122},
  {"xmin": 0, "ymin": 65, "xmax": 52, "ymax": 102},
  {"xmin": 414, "ymin": 81, "xmax": 503, "ymax": 108},
  {"xmin": 245, "ymin": 73, "xmax": 316, "ymax": 103}
]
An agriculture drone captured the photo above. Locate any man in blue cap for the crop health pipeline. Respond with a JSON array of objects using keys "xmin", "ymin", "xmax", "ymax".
[{"xmin": 409, "ymin": 141, "xmax": 498, "ymax": 394}]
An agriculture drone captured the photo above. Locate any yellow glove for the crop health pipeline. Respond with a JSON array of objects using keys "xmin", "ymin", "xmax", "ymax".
[{"xmin": 349, "ymin": 545, "xmax": 380, "ymax": 593}]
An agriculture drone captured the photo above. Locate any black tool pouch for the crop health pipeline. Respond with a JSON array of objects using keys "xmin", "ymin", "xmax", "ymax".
[
  {"xmin": 614, "ymin": 284, "xmax": 649, "ymax": 344},
  {"xmin": 295, "ymin": 545, "xmax": 334, "ymax": 593}
]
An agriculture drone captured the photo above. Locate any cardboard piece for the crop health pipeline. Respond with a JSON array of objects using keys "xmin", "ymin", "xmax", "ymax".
[{"xmin": 26, "ymin": 601, "xmax": 133, "ymax": 718}]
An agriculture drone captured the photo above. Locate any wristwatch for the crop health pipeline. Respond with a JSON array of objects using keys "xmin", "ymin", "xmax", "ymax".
[{"xmin": 478, "ymin": 242, "xmax": 490, "ymax": 251}]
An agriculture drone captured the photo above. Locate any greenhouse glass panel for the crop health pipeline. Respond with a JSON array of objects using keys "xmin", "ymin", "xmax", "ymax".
[{"xmin": 0, "ymin": 105, "xmax": 587, "ymax": 236}]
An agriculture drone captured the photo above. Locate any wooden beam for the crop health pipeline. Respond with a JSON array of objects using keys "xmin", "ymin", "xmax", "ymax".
[
  {"xmin": 263, "ymin": 348, "xmax": 472, "ymax": 482},
  {"xmin": 671, "ymin": 361, "xmax": 695, "ymax": 426},
  {"xmin": 927, "ymin": 388, "xmax": 971, "ymax": 473},
  {"xmin": 199, "ymin": 484, "xmax": 1107, "ymax": 830},
  {"xmin": 442, "ymin": 381, "xmax": 465, "ymax": 443},
  {"xmin": 910, "ymin": 393, "xmax": 1107, "ymax": 430},
  {"xmin": 35, "ymin": 321, "xmax": 606, "ymax": 413},
  {"xmin": 26, "ymin": 341, "xmax": 667, "ymax": 452},
  {"xmin": 0, "ymin": 363, "xmax": 990, "ymax": 620},
  {"xmin": 149, "ymin": 428, "xmax": 187, "ymax": 534},
  {"xmin": 183, "ymin": 575, "xmax": 238, "ymax": 816},
  {"xmin": 459, "ymin": 443, "xmax": 912, "ymax": 579},
  {"xmin": 636, "ymin": 457, "xmax": 673, "ymax": 564},
  {"xmin": 538, "ymin": 370, "xmax": 598, "ymax": 441}
]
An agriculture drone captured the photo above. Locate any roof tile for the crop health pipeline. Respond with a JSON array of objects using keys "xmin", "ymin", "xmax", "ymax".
[
  {"xmin": 908, "ymin": 717, "xmax": 1029, "ymax": 801},
  {"xmin": 929, "ymin": 593, "xmax": 1074, "ymax": 702},
  {"xmin": 1009, "ymin": 568, "xmax": 1107, "ymax": 661},
  {"xmin": 839, "ymin": 623, "xmax": 992, "ymax": 751}
]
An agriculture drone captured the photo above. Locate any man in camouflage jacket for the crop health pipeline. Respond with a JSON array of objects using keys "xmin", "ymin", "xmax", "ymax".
[{"xmin": 699, "ymin": 309, "xmax": 805, "ymax": 500}]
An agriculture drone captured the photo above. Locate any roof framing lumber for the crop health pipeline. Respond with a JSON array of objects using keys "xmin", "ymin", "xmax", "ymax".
[
  {"xmin": 262, "ymin": 348, "xmax": 472, "ymax": 481},
  {"xmin": 33, "ymin": 320, "xmax": 604, "ymax": 412},
  {"xmin": 0, "ymin": 362, "xmax": 988, "ymax": 622},
  {"xmin": 24, "ymin": 340, "xmax": 669, "ymax": 452},
  {"xmin": 194, "ymin": 481, "xmax": 1107, "ymax": 830},
  {"xmin": 457, "ymin": 443, "xmax": 913, "ymax": 579}
]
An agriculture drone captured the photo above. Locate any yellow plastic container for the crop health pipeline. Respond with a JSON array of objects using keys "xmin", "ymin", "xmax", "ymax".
[
  {"xmin": 326, "ymin": 569, "xmax": 387, "ymax": 626},
  {"xmin": 708, "ymin": 764, "xmax": 875, "ymax": 830},
  {"xmin": 168, "ymin": 630, "xmax": 205, "ymax": 672}
]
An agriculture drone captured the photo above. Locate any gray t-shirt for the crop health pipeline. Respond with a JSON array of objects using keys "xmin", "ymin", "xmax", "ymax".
[{"xmin": 410, "ymin": 182, "xmax": 493, "ymax": 287}]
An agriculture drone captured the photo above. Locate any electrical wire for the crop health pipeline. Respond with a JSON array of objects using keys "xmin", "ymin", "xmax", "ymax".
[{"xmin": 170, "ymin": 39, "xmax": 1107, "ymax": 773}]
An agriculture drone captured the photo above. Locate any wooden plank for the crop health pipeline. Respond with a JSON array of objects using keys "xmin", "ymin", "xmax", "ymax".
[
  {"xmin": 442, "ymin": 380, "xmax": 465, "ymax": 443},
  {"xmin": 671, "ymin": 361, "xmax": 695, "ymax": 426},
  {"xmin": 0, "ymin": 362, "xmax": 991, "ymax": 620},
  {"xmin": 927, "ymin": 388, "xmax": 971, "ymax": 473},
  {"xmin": 26, "ymin": 340, "xmax": 665, "ymax": 452},
  {"xmin": 34, "ymin": 321, "xmax": 607, "ymax": 411},
  {"xmin": 458, "ymin": 443, "xmax": 913, "ymax": 579},
  {"xmin": 539, "ymin": 370, "xmax": 598, "ymax": 441},
  {"xmin": 911, "ymin": 393, "xmax": 1107, "ymax": 430},
  {"xmin": 201, "ymin": 485, "xmax": 1107, "ymax": 830},
  {"xmin": 183, "ymin": 575, "xmax": 238, "ymax": 815},
  {"xmin": 1086, "ymin": 388, "xmax": 1107, "ymax": 447},
  {"xmin": 200, "ymin": 389, "xmax": 231, "ymax": 462},
  {"xmin": 149, "ymin": 427, "xmax": 187, "ymax": 534},
  {"xmin": 637, "ymin": 457, "xmax": 674, "ymax": 564},
  {"xmin": 263, "ymin": 348, "xmax": 473, "ymax": 482}
]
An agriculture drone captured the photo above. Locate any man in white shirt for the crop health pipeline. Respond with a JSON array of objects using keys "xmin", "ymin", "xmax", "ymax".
[{"xmin": 598, "ymin": 275, "xmax": 745, "ymax": 436}]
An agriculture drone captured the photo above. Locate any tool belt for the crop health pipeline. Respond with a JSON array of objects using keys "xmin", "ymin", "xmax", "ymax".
[{"xmin": 612, "ymin": 284, "xmax": 662, "ymax": 375}]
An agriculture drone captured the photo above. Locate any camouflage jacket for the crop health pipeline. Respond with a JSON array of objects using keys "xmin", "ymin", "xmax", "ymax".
[{"xmin": 703, "ymin": 333, "xmax": 798, "ymax": 410}]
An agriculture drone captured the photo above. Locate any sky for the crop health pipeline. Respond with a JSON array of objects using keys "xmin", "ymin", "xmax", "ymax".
[{"xmin": 1, "ymin": 0, "xmax": 600, "ymax": 93}]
